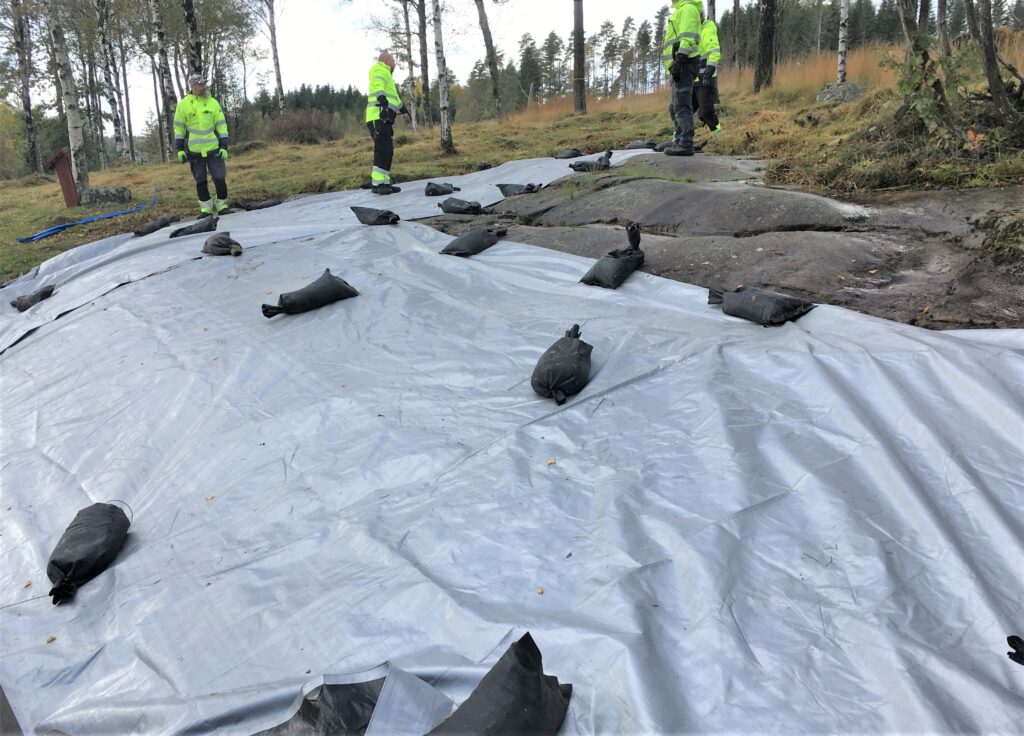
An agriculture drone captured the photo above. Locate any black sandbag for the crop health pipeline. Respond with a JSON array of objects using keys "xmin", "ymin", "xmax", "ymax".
[
  {"xmin": 262, "ymin": 268, "xmax": 359, "ymax": 318},
  {"xmin": 580, "ymin": 224, "xmax": 644, "ymax": 289},
  {"xmin": 424, "ymin": 182, "xmax": 462, "ymax": 196},
  {"xmin": 428, "ymin": 633, "xmax": 572, "ymax": 736},
  {"xmin": 653, "ymin": 141, "xmax": 673, "ymax": 152},
  {"xmin": 530, "ymin": 324, "xmax": 593, "ymax": 405},
  {"xmin": 351, "ymin": 206, "xmax": 400, "ymax": 225},
  {"xmin": 497, "ymin": 183, "xmax": 541, "ymax": 197},
  {"xmin": 169, "ymin": 215, "xmax": 218, "ymax": 238},
  {"xmin": 553, "ymin": 147, "xmax": 583, "ymax": 159},
  {"xmin": 625, "ymin": 140, "xmax": 658, "ymax": 149},
  {"xmin": 10, "ymin": 284, "xmax": 55, "ymax": 312},
  {"xmin": 440, "ymin": 227, "xmax": 508, "ymax": 257},
  {"xmin": 437, "ymin": 197, "xmax": 484, "ymax": 215},
  {"xmin": 46, "ymin": 503, "xmax": 131, "ymax": 605},
  {"xmin": 474, "ymin": 162, "xmax": 493, "ymax": 171},
  {"xmin": 708, "ymin": 285, "xmax": 816, "ymax": 326},
  {"xmin": 234, "ymin": 198, "xmax": 282, "ymax": 211},
  {"xmin": 1009, "ymin": 635, "xmax": 1024, "ymax": 666},
  {"xmin": 133, "ymin": 215, "xmax": 180, "ymax": 236},
  {"xmin": 569, "ymin": 150, "xmax": 612, "ymax": 172},
  {"xmin": 254, "ymin": 679, "xmax": 385, "ymax": 736},
  {"xmin": 202, "ymin": 232, "xmax": 243, "ymax": 256},
  {"xmin": 359, "ymin": 179, "xmax": 373, "ymax": 189}
]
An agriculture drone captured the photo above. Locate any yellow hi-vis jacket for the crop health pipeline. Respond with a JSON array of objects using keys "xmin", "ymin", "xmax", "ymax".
[
  {"xmin": 173, "ymin": 94, "xmax": 228, "ymax": 156},
  {"xmin": 662, "ymin": 0, "xmax": 702, "ymax": 73},
  {"xmin": 700, "ymin": 19, "xmax": 721, "ymax": 76},
  {"xmin": 366, "ymin": 61, "xmax": 402, "ymax": 123}
]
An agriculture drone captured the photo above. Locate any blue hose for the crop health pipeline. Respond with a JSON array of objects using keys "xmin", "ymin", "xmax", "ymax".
[{"xmin": 17, "ymin": 196, "xmax": 158, "ymax": 243}]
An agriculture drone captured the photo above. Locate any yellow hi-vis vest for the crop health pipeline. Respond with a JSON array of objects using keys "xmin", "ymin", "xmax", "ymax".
[
  {"xmin": 366, "ymin": 61, "xmax": 402, "ymax": 123},
  {"xmin": 173, "ymin": 94, "xmax": 228, "ymax": 156}
]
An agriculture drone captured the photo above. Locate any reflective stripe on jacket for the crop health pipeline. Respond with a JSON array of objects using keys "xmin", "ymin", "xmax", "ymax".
[
  {"xmin": 173, "ymin": 94, "xmax": 228, "ymax": 155},
  {"xmin": 662, "ymin": 0, "xmax": 702, "ymax": 73},
  {"xmin": 366, "ymin": 61, "xmax": 402, "ymax": 123}
]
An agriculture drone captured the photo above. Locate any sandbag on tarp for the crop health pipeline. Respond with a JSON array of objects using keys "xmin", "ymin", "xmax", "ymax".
[
  {"xmin": 553, "ymin": 148, "xmax": 583, "ymax": 159},
  {"xmin": 233, "ymin": 199, "xmax": 283, "ymax": 211},
  {"xmin": 580, "ymin": 224, "xmax": 644, "ymax": 289},
  {"xmin": 569, "ymin": 151, "xmax": 612, "ymax": 172},
  {"xmin": 474, "ymin": 162, "xmax": 493, "ymax": 171},
  {"xmin": 437, "ymin": 198, "xmax": 485, "ymax": 215},
  {"xmin": 351, "ymin": 206, "xmax": 400, "ymax": 226},
  {"xmin": 133, "ymin": 215, "xmax": 180, "ymax": 237},
  {"xmin": 202, "ymin": 232, "xmax": 243, "ymax": 257},
  {"xmin": 46, "ymin": 503, "xmax": 130, "ymax": 605},
  {"xmin": 169, "ymin": 216, "xmax": 218, "ymax": 239},
  {"xmin": 625, "ymin": 140, "xmax": 658, "ymax": 149},
  {"xmin": 708, "ymin": 285, "xmax": 816, "ymax": 326},
  {"xmin": 424, "ymin": 182, "xmax": 462, "ymax": 196},
  {"xmin": 530, "ymin": 324, "xmax": 593, "ymax": 405},
  {"xmin": 262, "ymin": 268, "xmax": 359, "ymax": 318},
  {"xmin": 1009, "ymin": 636, "xmax": 1024, "ymax": 666},
  {"xmin": 428, "ymin": 633, "xmax": 572, "ymax": 736},
  {"xmin": 10, "ymin": 285, "xmax": 55, "ymax": 312},
  {"xmin": 496, "ymin": 183, "xmax": 542, "ymax": 197},
  {"xmin": 440, "ymin": 227, "xmax": 508, "ymax": 257},
  {"xmin": 256, "ymin": 679, "xmax": 384, "ymax": 735}
]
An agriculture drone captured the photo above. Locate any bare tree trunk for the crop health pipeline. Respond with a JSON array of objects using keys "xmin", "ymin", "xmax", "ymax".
[
  {"xmin": 46, "ymin": 9, "xmax": 90, "ymax": 195},
  {"xmin": 148, "ymin": 0, "xmax": 178, "ymax": 158},
  {"xmin": 416, "ymin": 0, "xmax": 432, "ymax": 126},
  {"xmin": 735, "ymin": 0, "xmax": 741, "ymax": 66},
  {"xmin": 976, "ymin": 0, "xmax": 1015, "ymax": 117},
  {"xmin": 573, "ymin": 0, "xmax": 586, "ymax": 113},
  {"xmin": 10, "ymin": 0, "xmax": 40, "ymax": 172},
  {"xmin": 118, "ymin": 32, "xmax": 136, "ymax": 162},
  {"xmin": 708, "ymin": 0, "xmax": 716, "ymax": 20},
  {"xmin": 896, "ymin": 0, "xmax": 963, "ymax": 139},
  {"xmin": 94, "ymin": 0, "xmax": 129, "ymax": 160},
  {"xmin": 181, "ymin": 0, "xmax": 203, "ymax": 73},
  {"xmin": 838, "ymin": 0, "xmax": 849, "ymax": 83},
  {"xmin": 86, "ymin": 50, "xmax": 108, "ymax": 169},
  {"xmin": 264, "ymin": 0, "xmax": 285, "ymax": 112},
  {"xmin": 400, "ymin": 0, "xmax": 418, "ymax": 131},
  {"xmin": 173, "ymin": 46, "xmax": 186, "ymax": 97},
  {"xmin": 817, "ymin": 0, "xmax": 824, "ymax": 53},
  {"xmin": 432, "ymin": 0, "xmax": 454, "ymax": 153},
  {"xmin": 964, "ymin": 0, "xmax": 982, "ymax": 39},
  {"xmin": 754, "ymin": 0, "xmax": 778, "ymax": 91},
  {"xmin": 919, "ymin": 0, "xmax": 931, "ymax": 29},
  {"xmin": 474, "ymin": 0, "xmax": 502, "ymax": 117},
  {"xmin": 150, "ymin": 55, "xmax": 167, "ymax": 162}
]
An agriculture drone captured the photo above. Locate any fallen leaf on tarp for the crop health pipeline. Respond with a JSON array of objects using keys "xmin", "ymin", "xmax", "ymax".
[
  {"xmin": 536, "ymin": 587, "xmax": 544, "ymax": 595},
  {"xmin": 836, "ymin": 274, "xmax": 846, "ymax": 281},
  {"xmin": 868, "ymin": 269, "xmax": 879, "ymax": 274},
  {"xmin": 23, "ymin": 580, "xmax": 31, "ymax": 589},
  {"xmin": 922, "ymin": 305, "xmax": 931, "ymax": 314},
  {"xmin": 546, "ymin": 458, "xmax": 556, "ymax": 466},
  {"xmin": 46, "ymin": 636, "xmax": 56, "ymax": 644},
  {"xmin": 205, "ymin": 495, "xmax": 215, "ymax": 501}
]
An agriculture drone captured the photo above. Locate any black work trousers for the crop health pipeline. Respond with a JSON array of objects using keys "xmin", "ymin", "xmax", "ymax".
[
  {"xmin": 189, "ymin": 154, "xmax": 228, "ymax": 202},
  {"xmin": 692, "ymin": 79, "xmax": 721, "ymax": 131},
  {"xmin": 667, "ymin": 58, "xmax": 701, "ymax": 148},
  {"xmin": 367, "ymin": 120, "xmax": 395, "ymax": 185}
]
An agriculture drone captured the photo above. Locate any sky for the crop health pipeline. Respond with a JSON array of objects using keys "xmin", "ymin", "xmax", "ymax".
[{"xmin": 124, "ymin": 0, "xmax": 679, "ymax": 131}]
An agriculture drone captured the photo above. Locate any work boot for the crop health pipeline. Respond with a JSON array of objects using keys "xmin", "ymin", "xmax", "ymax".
[
  {"xmin": 663, "ymin": 144, "xmax": 694, "ymax": 157},
  {"xmin": 199, "ymin": 199, "xmax": 213, "ymax": 215},
  {"xmin": 372, "ymin": 184, "xmax": 401, "ymax": 195},
  {"xmin": 215, "ymin": 199, "xmax": 229, "ymax": 213}
]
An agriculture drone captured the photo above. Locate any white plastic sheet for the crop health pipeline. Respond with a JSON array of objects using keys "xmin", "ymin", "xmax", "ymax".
[{"xmin": 1, "ymin": 155, "xmax": 1023, "ymax": 734}]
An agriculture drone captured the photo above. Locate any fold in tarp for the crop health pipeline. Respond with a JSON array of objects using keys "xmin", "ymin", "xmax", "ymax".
[{"xmin": 0, "ymin": 155, "xmax": 1022, "ymax": 734}]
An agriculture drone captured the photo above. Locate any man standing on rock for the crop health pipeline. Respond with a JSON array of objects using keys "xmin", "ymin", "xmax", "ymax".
[
  {"xmin": 174, "ymin": 74, "xmax": 230, "ymax": 215},
  {"xmin": 366, "ymin": 51, "xmax": 408, "ymax": 195},
  {"xmin": 662, "ymin": 0, "xmax": 703, "ymax": 156}
]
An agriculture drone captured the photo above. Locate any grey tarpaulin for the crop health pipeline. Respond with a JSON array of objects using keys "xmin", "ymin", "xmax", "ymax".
[{"xmin": 0, "ymin": 152, "xmax": 1023, "ymax": 734}]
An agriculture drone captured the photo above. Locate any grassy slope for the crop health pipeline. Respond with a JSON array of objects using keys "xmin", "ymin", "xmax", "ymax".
[{"xmin": 3, "ymin": 42, "xmax": 1022, "ymax": 284}]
